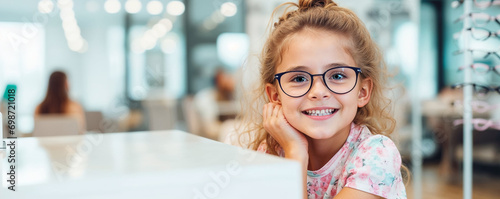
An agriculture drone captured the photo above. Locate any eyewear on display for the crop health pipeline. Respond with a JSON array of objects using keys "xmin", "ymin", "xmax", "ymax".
[
  {"xmin": 452, "ymin": 0, "xmax": 500, "ymax": 9},
  {"xmin": 452, "ymin": 100, "xmax": 499, "ymax": 113},
  {"xmin": 274, "ymin": 66, "xmax": 362, "ymax": 98},
  {"xmin": 451, "ymin": 83, "xmax": 500, "ymax": 95},
  {"xmin": 454, "ymin": 49, "xmax": 500, "ymax": 60},
  {"xmin": 455, "ymin": 12, "xmax": 500, "ymax": 27},
  {"xmin": 458, "ymin": 63, "xmax": 500, "ymax": 75},
  {"xmin": 453, "ymin": 118, "xmax": 500, "ymax": 131},
  {"xmin": 453, "ymin": 27, "xmax": 500, "ymax": 41}
]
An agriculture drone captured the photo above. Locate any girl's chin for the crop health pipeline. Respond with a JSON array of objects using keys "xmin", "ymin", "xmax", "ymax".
[
  {"xmin": 299, "ymin": 124, "xmax": 350, "ymax": 140},
  {"xmin": 302, "ymin": 130, "xmax": 337, "ymax": 140}
]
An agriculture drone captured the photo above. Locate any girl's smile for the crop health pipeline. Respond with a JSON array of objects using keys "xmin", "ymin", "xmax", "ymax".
[{"xmin": 301, "ymin": 107, "xmax": 338, "ymax": 120}]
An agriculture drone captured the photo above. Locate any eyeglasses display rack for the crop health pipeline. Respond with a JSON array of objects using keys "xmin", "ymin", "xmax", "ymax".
[{"xmin": 452, "ymin": 1, "xmax": 500, "ymax": 199}]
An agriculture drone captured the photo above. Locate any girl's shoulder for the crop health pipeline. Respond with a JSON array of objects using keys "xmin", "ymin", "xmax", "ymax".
[
  {"xmin": 348, "ymin": 124, "xmax": 402, "ymax": 167},
  {"xmin": 349, "ymin": 124, "xmax": 401, "ymax": 161},
  {"xmin": 342, "ymin": 125, "xmax": 405, "ymax": 198},
  {"xmin": 352, "ymin": 124, "xmax": 396, "ymax": 149},
  {"xmin": 357, "ymin": 134, "xmax": 399, "ymax": 155}
]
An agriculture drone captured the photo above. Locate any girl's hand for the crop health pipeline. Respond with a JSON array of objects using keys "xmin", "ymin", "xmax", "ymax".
[
  {"xmin": 263, "ymin": 102, "xmax": 309, "ymax": 199},
  {"xmin": 262, "ymin": 103, "xmax": 308, "ymax": 159}
]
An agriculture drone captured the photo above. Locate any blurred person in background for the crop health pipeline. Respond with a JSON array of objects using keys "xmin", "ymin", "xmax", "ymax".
[
  {"xmin": 35, "ymin": 71, "xmax": 86, "ymax": 133},
  {"xmin": 214, "ymin": 68, "xmax": 235, "ymax": 102},
  {"xmin": 194, "ymin": 67, "xmax": 237, "ymax": 140}
]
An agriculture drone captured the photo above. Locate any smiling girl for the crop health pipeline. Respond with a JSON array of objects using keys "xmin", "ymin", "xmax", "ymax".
[{"xmin": 239, "ymin": 0, "xmax": 407, "ymax": 198}]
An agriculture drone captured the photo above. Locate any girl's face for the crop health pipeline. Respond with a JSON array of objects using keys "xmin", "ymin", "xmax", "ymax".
[{"xmin": 266, "ymin": 29, "xmax": 372, "ymax": 140}]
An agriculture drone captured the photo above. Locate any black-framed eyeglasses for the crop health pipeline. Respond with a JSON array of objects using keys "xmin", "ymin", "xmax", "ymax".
[
  {"xmin": 452, "ymin": 0, "xmax": 500, "ymax": 9},
  {"xmin": 455, "ymin": 27, "xmax": 500, "ymax": 41},
  {"xmin": 451, "ymin": 83, "xmax": 500, "ymax": 95},
  {"xmin": 454, "ymin": 49, "xmax": 500, "ymax": 60},
  {"xmin": 454, "ymin": 12, "xmax": 500, "ymax": 27},
  {"xmin": 458, "ymin": 63, "xmax": 500, "ymax": 76},
  {"xmin": 274, "ymin": 66, "xmax": 362, "ymax": 98}
]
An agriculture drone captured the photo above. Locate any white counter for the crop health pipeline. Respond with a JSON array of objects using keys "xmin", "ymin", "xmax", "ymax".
[{"xmin": 0, "ymin": 131, "xmax": 302, "ymax": 199}]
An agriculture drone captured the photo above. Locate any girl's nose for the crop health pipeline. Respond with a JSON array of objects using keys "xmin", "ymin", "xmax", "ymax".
[{"xmin": 307, "ymin": 76, "xmax": 331, "ymax": 100}]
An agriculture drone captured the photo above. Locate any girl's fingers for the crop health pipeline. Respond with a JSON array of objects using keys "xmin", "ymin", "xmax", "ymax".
[
  {"xmin": 277, "ymin": 107, "xmax": 292, "ymax": 130},
  {"xmin": 272, "ymin": 103, "xmax": 280, "ymax": 118},
  {"xmin": 264, "ymin": 103, "xmax": 271, "ymax": 120},
  {"xmin": 277, "ymin": 106, "xmax": 285, "ymax": 120},
  {"xmin": 263, "ymin": 103, "xmax": 276, "ymax": 123},
  {"xmin": 262, "ymin": 104, "xmax": 268, "ymax": 121}
]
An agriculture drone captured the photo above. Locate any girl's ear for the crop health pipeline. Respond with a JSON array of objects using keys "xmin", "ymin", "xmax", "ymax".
[
  {"xmin": 357, "ymin": 77, "xmax": 373, "ymax": 108},
  {"xmin": 265, "ymin": 83, "xmax": 281, "ymax": 104}
]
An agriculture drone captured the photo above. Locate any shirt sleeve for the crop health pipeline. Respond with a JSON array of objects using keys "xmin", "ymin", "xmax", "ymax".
[
  {"xmin": 256, "ymin": 140, "xmax": 285, "ymax": 157},
  {"xmin": 343, "ymin": 135, "xmax": 404, "ymax": 198},
  {"xmin": 257, "ymin": 141, "xmax": 269, "ymax": 153}
]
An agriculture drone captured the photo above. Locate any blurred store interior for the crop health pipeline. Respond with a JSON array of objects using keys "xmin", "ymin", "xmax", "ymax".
[{"xmin": 1, "ymin": 0, "xmax": 500, "ymax": 198}]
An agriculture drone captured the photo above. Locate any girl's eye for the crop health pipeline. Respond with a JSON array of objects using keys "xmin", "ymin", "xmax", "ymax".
[
  {"xmin": 292, "ymin": 75, "xmax": 308, "ymax": 82},
  {"xmin": 331, "ymin": 73, "xmax": 346, "ymax": 80}
]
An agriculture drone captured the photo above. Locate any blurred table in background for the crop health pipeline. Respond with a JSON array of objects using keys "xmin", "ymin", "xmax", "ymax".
[{"xmin": 0, "ymin": 130, "xmax": 301, "ymax": 199}]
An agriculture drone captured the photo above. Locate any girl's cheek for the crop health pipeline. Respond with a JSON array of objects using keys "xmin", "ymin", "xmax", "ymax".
[
  {"xmin": 281, "ymin": 105, "xmax": 293, "ymax": 118},
  {"xmin": 280, "ymin": 98, "xmax": 299, "ymax": 117}
]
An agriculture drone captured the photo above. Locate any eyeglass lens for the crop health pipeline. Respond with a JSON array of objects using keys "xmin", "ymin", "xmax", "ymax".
[{"xmin": 471, "ymin": 63, "xmax": 490, "ymax": 74}]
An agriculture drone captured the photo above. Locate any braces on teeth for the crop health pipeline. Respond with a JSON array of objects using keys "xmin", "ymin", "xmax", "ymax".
[{"xmin": 306, "ymin": 109, "xmax": 335, "ymax": 116}]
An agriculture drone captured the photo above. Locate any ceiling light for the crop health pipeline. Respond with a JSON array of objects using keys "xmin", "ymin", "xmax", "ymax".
[
  {"xmin": 125, "ymin": 0, "xmax": 142, "ymax": 14},
  {"xmin": 147, "ymin": 1, "xmax": 163, "ymax": 15},
  {"xmin": 104, "ymin": 0, "xmax": 121, "ymax": 14},
  {"xmin": 166, "ymin": 1, "xmax": 185, "ymax": 16},
  {"xmin": 220, "ymin": 2, "xmax": 237, "ymax": 17},
  {"xmin": 38, "ymin": 0, "xmax": 54, "ymax": 14}
]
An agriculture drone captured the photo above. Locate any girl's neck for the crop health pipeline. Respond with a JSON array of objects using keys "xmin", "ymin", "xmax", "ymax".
[{"xmin": 306, "ymin": 123, "xmax": 351, "ymax": 171}]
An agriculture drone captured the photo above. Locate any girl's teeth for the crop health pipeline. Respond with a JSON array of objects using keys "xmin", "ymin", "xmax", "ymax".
[{"xmin": 306, "ymin": 109, "xmax": 335, "ymax": 116}]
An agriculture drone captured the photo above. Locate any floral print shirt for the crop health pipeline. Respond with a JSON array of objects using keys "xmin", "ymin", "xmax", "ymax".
[{"xmin": 257, "ymin": 123, "xmax": 407, "ymax": 199}]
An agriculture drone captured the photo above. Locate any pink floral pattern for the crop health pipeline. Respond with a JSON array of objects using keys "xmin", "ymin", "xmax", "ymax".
[{"xmin": 258, "ymin": 123, "xmax": 407, "ymax": 199}]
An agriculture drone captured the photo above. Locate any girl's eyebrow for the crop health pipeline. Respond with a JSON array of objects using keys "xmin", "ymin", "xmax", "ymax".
[
  {"xmin": 284, "ymin": 63, "xmax": 350, "ymax": 72},
  {"xmin": 284, "ymin": 65, "xmax": 308, "ymax": 72}
]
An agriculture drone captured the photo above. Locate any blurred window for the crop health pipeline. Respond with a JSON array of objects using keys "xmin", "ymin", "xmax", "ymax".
[{"xmin": 0, "ymin": 22, "xmax": 45, "ymax": 133}]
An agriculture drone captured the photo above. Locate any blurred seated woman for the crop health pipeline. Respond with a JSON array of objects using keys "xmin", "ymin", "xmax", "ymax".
[{"xmin": 35, "ymin": 71, "xmax": 86, "ymax": 134}]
